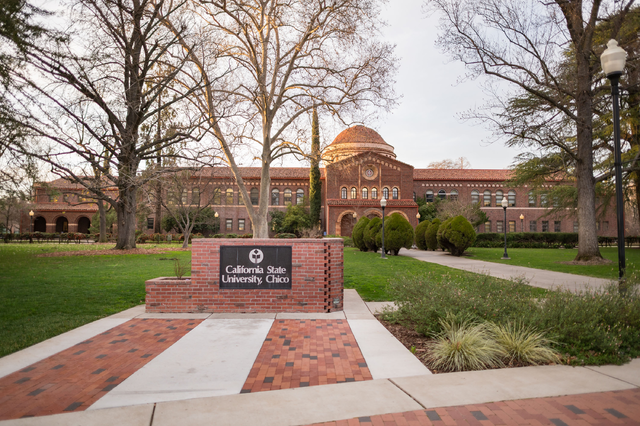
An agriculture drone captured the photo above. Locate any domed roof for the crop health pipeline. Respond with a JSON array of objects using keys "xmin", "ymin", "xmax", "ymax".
[{"xmin": 324, "ymin": 125, "xmax": 395, "ymax": 163}]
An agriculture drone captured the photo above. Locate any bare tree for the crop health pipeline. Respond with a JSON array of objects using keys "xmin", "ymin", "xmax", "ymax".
[
  {"xmin": 426, "ymin": 0, "xmax": 635, "ymax": 262},
  {"xmin": 427, "ymin": 157, "xmax": 471, "ymax": 169},
  {"xmin": 5, "ymin": 0, "xmax": 202, "ymax": 249},
  {"xmin": 161, "ymin": 0, "xmax": 398, "ymax": 238}
]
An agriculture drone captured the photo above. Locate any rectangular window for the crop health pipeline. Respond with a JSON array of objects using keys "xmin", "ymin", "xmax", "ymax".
[
  {"xmin": 529, "ymin": 220, "xmax": 537, "ymax": 232},
  {"xmin": 554, "ymin": 221, "xmax": 561, "ymax": 232},
  {"xmin": 603, "ymin": 221, "xmax": 609, "ymax": 231},
  {"xmin": 226, "ymin": 219, "xmax": 233, "ymax": 231},
  {"xmin": 192, "ymin": 188, "xmax": 200, "ymax": 205},
  {"xmin": 509, "ymin": 220, "xmax": 516, "ymax": 232},
  {"xmin": 238, "ymin": 219, "xmax": 245, "ymax": 231},
  {"xmin": 496, "ymin": 220, "xmax": 503, "ymax": 233},
  {"xmin": 542, "ymin": 221, "xmax": 549, "ymax": 232},
  {"xmin": 147, "ymin": 218, "xmax": 154, "ymax": 230},
  {"xmin": 573, "ymin": 221, "xmax": 579, "ymax": 233},
  {"xmin": 484, "ymin": 221, "xmax": 491, "ymax": 233}
]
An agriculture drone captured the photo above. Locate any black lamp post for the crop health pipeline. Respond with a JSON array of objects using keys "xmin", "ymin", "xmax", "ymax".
[
  {"xmin": 601, "ymin": 39, "xmax": 627, "ymax": 283},
  {"xmin": 501, "ymin": 196, "xmax": 510, "ymax": 260},
  {"xmin": 520, "ymin": 214, "xmax": 524, "ymax": 232},
  {"xmin": 380, "ymin": 198, "xmax": 387, "ymax": 259}
]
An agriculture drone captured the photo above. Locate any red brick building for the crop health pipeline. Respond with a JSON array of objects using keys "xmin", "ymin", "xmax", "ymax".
[{"xmin": 23, "ymin": 125, "xmax": 618, "ymax": 237}]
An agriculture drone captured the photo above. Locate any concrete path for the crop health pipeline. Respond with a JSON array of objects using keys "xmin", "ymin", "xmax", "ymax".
[
  {"xmin": 401, "ymin": 249, "xmax": 613, "ymax": 292},
  {"xmin": 1, "ymin": 290, "xmax": 639, "ymax": 426}
]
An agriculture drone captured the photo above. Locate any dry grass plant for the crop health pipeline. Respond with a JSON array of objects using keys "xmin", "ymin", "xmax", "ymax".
[{"xmin": 490, "ymin": 322, "xmax": 560, "ymax": 366}]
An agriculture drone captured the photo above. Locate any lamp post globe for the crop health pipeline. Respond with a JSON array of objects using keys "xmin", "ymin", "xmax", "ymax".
[
  {"xmin": 601, "ymin": 39, "xmax": 627, "ymax": 284},
  {"xmin": 501, "ymin": 196, "xmax": 510, "ymax": 260},
  {"xmin": 29, "ymin": 210, "xmax": 34, "ymax": 242},
  {"xmin": 519, "ymin": 214, "xmax": 524, "ymax": 232},
  {"xmin": 380, "ymin": 198, "xmax": 387, "ymax": 259}
]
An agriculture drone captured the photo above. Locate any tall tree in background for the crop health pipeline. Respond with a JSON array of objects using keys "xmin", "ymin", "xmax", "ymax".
[
  {"xmin": 6, "ymin": 0, "xmax": 200, "ymax": 249},
  {"xmin": 163, "ymin": 0, "xmax": 397, "ymax": 238},
  {"xmin": 309, "ymin": 107, "xmax": 322, "ymax": 228},
  {"xmin": 426, "ymin": 0, "xmax": 635, "ymax": 262},
  {"xmin": 427, "ymin": 157, "xmax": 471, "ymax": 169}
]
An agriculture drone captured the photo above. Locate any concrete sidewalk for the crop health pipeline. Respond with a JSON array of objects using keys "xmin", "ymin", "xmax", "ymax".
[
  {"xmin": 401, "ymin": 249, "xmax": 613, "ymax": 292},
  {"xmin": 1, "ymin": 290, "xmax": 639, "ymax": 426}
]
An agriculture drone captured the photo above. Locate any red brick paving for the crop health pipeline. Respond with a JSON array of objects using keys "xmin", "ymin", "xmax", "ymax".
[
  {"xmin": 307, "ymin": 388, "xmax": 640, "ymax": 425},
  {"xmin": 0, "ymin": 318, "xmax": 202, "ymax": 420},
  {"xmin": 241, "ymin": 319, "xmax": 372, "ymax": 392}
]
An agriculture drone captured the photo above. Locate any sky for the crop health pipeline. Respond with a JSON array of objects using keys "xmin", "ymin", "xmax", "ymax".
[{"xmin": 368, "ymin": 0, "xmax": 527, "ymax": 170}]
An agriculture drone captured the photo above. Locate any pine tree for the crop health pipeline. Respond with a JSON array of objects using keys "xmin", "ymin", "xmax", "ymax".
[{"xmin": 309, "ymin": 107, "xmax": 322, "ymax": 227}]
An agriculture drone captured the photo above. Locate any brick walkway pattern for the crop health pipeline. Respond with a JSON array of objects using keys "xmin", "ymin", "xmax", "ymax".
[
  {"xmin": 307, "ymin": 388, "xmax": 640, "ymax": 425},
  {"xmin": 242, "ymin": 319, "xmax": 372, "ymax": 393},
  {"xmin": 0, "ymin": 318, "xmax": 202, "ymax": 420}
]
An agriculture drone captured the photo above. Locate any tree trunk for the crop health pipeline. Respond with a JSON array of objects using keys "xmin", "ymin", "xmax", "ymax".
[
  {"xmin": 154, "ymin": 180, "xmax": 162, "ymax": 233},
  {"xmin": 98, "ymin": 200, "xmax": 107, "ymax": 243},
  {"xmin": 115, "ymin": 185, "xmax": 137, "ymax": 249}
]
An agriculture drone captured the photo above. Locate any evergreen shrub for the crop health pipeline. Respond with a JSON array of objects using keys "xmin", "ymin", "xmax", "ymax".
[
  {"xmin": 425, "ymin": 218, "xmax": 441, "ymax": 251},
  {"xmin": 363, "ymin": 217, "xmax": 383, "ymax": 252},
  {"xmin": 437, "ymin": 215, "xmax": 476, "ymax": 256},
  {"xmin": 352, "ymin": 217, "xmax": 370, "ymax": 251},
  {"xmin": 474, "ymin": 232, "xmax": 578, "ymax": 248},
  {"xmin": 377, "ymin": 213, "xmax": 414, "ymax": 256},
  {"xmin": 415, "ymin": 219, "xmax": 431, "ymax": 250}
]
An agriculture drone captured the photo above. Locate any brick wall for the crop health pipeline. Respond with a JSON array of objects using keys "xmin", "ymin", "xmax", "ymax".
[{"xmin": 145, "ymin": 238, "xmax": 344, "ymax": 313}]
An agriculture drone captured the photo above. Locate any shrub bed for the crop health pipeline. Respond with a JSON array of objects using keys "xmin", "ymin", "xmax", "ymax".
[{"xmin": 474, "ymin": 232, "xmax": 578, "ymax": 248}]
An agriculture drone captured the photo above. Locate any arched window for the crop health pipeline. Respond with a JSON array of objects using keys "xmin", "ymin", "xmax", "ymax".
[
  {"xmin": 392, "ymin": 187, "xmax": 399, "ymax": 200},
  {"xmin": 495, "ymin": 190, "xmax": 503, "ymax": 206},
  {"xmin": 284, "ymin": 188, "xmax": 292, "ymax": 204},
  {"xmin": 528, "ymin": 191, "xmax": 535, "ymax": 207},
  {"xmin": 483, "ymin": 190, "xmax": 491, "ymax": 207},
  {"xmin": 450, "ymin": 189, "xmax": 458, "ymax": 201},
  {"xmin": 383, "ymin": 187, "xmax": 389, "ymax": 199},
  {"xmin": 192, "ymin": 188, "xmax": 200, "ymax": 205},
  {"xmin": 471, "ymin": 190, "xmax": 479, "ymax": 204},
  {"xmin": 371, "ymin": 187, "xmax": 378, "ymax": 199},
  {"xmin": 181, "ymin": 189, "xmax": 188, "ymax": 204},
  {"xmin": 351, "ymin": 187, "xmax": 357, "ymax": 199},
  {"xmin": 213, "ymin": 188, "xmax": 221, "ymax": 205},
  {"xmin": 341, "ymin": 187, "xmax": 347, "ymax": 199},
  {"xmin": 425, "ymin": 190, "xmax": 434, "ymax": 203},
  {"xmin": 296, "ymin": 189, "xmax": 304, "ymax": 205},
  {"xmin": 226, "ymin": 188, "xmax": 234, "ymax": 205},
  {"xmin": 238, "ymin": 191, "xmax": 245, "ymax": 206},
  {"xmin": 540, "ymin": 193, "xmax": 548, "ymax": 207},
  {"xmin": 438, "ymin": 190, "xmax": 446, "ymax": 200},
  {"xmin": 508, "ymin": 190, "xmax": 516, "ymax": 207},
  {"xmin": 250, "ymin": 188, "xmax": 259, "ymax": 205},
  {"xmin": 271, "ymin": 188, "xmax": 280, "ymax": 205},
  {"xmin": 362, "ymin": 188, "xmax": 368, "ymax": 199}
]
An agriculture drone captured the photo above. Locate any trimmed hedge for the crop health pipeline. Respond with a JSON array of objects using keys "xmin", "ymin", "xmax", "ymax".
[
  {"xmin": 364, "ymin": 217, "xmax": 383, "ymax": 252},
  {"xmin": 437, "ymin": 215, "xmax": 476, "ymax": 256},
  {"xmin": 353, "ymin": 217, "xmax": 370, "ymax": 252},
  {"xmin": 415, "ymin": 219, "xmax": 431, "ymax": 250},
  {"xmin": 376, "ymin": 213, "xmax": 414, "ymax": 256},
  {"xmin": 474, "ymin": 232, "xmax": 578, "ymax": 248},
  {"xmin": 425, "ymin": 218, "xmax": 441, "ymax": 251}
]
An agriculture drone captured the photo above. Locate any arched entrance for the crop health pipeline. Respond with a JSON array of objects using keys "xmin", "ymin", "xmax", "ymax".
[
  {"xmin": 56, "ymin": 217, "xmax": 69, "ymax": 233},
  {"xmin": 34, "ymin": 216, "xmax": 46, "ymax": 232},
  {"xmin": 77, "ymin": 217, "xmax": 91, "ymax": 234}
]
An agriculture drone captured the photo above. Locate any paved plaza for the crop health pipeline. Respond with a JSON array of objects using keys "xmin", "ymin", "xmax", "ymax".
[{"xmin": 0, "ymin": 254, "xmax": 638, "ymax": 425}]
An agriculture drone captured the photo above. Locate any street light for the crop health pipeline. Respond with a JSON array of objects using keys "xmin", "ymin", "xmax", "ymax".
[
  {"xmin": 601, "ymin": 39, "xmax": 627, "ymax": 283},
  {"xmin": 519, "ymin": 214, "xmax": 524, "ymax": 232},
  {"xmin": 380, "ymin": 198, "xmax": 387, "ymax": 259},
  {"xmin": 501, "ymin": 196, "xmax": 510, "ymax": 260},
  {"xmin": 29, "ymin": 210, "xmax": 34, "ymax": 243}
]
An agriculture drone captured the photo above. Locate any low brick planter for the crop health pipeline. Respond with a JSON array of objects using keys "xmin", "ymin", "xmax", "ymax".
[{"xmin": 145, "ymin": 238, "xmax": 344, "ymax": 313}]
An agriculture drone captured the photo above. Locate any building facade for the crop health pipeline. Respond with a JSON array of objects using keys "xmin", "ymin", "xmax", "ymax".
[{"xmin": 23, "ymin": 126, "xmax": 619, "ymax": 237}]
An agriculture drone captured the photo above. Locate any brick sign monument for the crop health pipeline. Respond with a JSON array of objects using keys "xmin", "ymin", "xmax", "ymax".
[{"xmin": 145, "ymin": 238, "xmax": 344, "ymax": 313}]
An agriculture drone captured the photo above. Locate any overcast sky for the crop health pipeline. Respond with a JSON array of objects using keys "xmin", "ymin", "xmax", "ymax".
[{"xmin": 367, "ymin": 0, "xmax": 526, "ymax": 170}]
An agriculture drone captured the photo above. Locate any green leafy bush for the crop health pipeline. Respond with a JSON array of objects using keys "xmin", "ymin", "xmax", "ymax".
[
  {"xmin": 275, "ymin": 233, "xmax": 297, "ymax": 238},
  {"xmin": 363, "ymin": 217, "xmax": 383, "ymax": 252},
  {"xmin": 352, "ymin": 217, "xmax": 370, "ymax": 252},
  {"xmin": 474, "ymin": 232, "xmax": 578, "ymax": 249},
  {"xmin": 415, "ymin": 219, "xmax": 431, "ymax": 250},
  {"xmin": 376, "ymin": 213, "xmax": 414, "ymax": 256},
  {"xmin": 437, "ymin": 215, "xmax": 476, "ymax": 256},
  {"xmin": 425, "ymin": 218, "xmax": 441, "ymax": 251}
]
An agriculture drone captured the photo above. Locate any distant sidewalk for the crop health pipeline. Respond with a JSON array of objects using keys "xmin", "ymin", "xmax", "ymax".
[{"xmin": 401, "ymin": 249, "xmax": 612, "ymax": 293}]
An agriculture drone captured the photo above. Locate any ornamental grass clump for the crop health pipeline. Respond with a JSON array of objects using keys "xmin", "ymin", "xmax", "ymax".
[
  {"xmin": 490, "ymin": 322, "xmax": 560, "ymax": 366},
  {"xmin": 427, "ymin": 315, "xmax": 504, "ymax": 372}
]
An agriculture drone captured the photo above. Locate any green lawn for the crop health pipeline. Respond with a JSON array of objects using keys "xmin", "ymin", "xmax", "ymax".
[
  {"xmin": 466, "ymin": 247, "xmax": 640, "ymax": 279},
  {"xmin": 344, "ymin": 247, "xmax": 546, "ymax": 301},
  {"xmin": 0, "ymin": 243, "xmax": 190, "ymax": 357}
]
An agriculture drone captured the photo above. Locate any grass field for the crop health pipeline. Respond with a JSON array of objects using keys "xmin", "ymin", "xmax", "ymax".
[
  {"xmin": 466, "ymin": 247, "xmax": 640, "ymax": 279},
  {"xmin": 343, "ymin": 247, "xmax": 546, "ymax": 301},
  {"xmin": 0, "ymin": 243, "xmax": 190, "ymax": 357}
]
